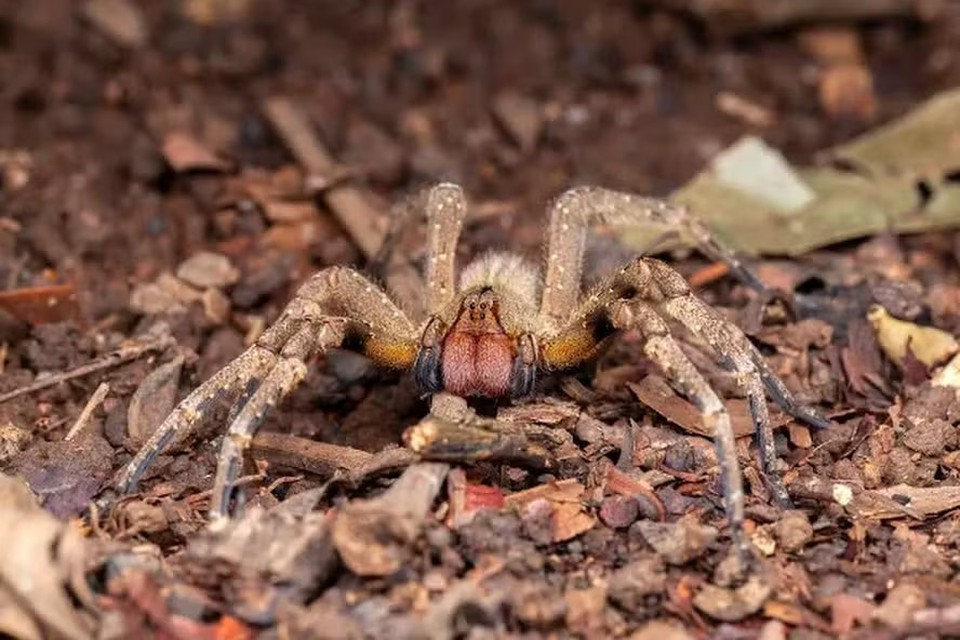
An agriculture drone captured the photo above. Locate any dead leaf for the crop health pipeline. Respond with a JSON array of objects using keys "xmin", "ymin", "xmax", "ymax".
[
  {"xmin": 0, "ymin": 284, "xmax": 79, "ymax": 325},
  {"xmin": 506, "ymin": 479, "xmax": 596, "ymax": 544},
  {"xmin": 627, "ymin": 375, "xmax": 791, "ymax": 438},
  {"xmin": 620, "ymin": 89, "xmax": 960, "ymax": 257},
  {"xmin": 127, "ymin": 356, "xmax": 183, "ymax": 445},
  {"xmin": 0, "ymin": 474, "xmax": 97, "ymax": 640},
  {"xmin": 868, "ymin": 304, "xmax": 958, "ymax": 368},
  {"xmin": 162, "ymin": 132, "xmax": 229, "ymax": 172}
]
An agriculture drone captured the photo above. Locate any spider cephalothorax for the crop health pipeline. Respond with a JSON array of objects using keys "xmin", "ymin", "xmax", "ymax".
[
  {"xmin": 113, "ymin": 183, "xmax": 828, "ymax": 560},
  {"xmin": 414, "ymin": 283, "xmax": 539, "ymax": 399}
]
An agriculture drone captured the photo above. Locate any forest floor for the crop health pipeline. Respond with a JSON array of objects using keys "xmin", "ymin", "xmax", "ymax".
[{"xmin": 3, "ymin": 1, "xmax": 960, "ymax": 638}]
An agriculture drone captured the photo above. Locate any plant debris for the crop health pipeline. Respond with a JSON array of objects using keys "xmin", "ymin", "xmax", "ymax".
[{"xmin": 5, "ymin": 2, "xmax": 960, "ymax": 637}]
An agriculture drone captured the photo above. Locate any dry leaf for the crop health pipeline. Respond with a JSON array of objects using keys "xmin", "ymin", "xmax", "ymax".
[
  {"xmin": 162, "ymin": 132, "xmax": 229, "ymax": 172},
  {"xmin": 868, "ymin": 304, "xmax": 958, "ymax": 368},
  {"xmin": 0, "ymin": 474, "xmax": 97, "ymax": 640}
]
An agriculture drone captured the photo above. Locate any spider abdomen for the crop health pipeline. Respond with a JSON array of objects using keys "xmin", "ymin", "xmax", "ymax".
[{"xmin": 441, "ymin": 331, "xmax": 514, "ymax": 397}]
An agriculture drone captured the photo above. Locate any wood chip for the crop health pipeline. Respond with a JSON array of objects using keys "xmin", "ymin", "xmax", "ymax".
[
  {"xmin": 161, "ymin": 132, "xmax": 229, "ymax": 173},
  {"xmin": 176, "ymin": 251, "xmax": 240, "ymax": 289},
  {"xmin": 82, "ymin": 0, "xmax": 148, "ymax": 49},
  {"xmin": 627, "ymin": 375, "xmax": 791, "ymax": 438},
  {"xmin": 0, "ymin": 284, "xmax": 79, "ymax": 325},
  {"xmin": 126, "ymin": 357, "xmax": 183, "ymax": 445},
  {"xmin": 506, "ymin": 479, "xmax": 596, "ymax": 544}
]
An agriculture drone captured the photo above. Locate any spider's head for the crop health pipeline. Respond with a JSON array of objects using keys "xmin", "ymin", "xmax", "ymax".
[{"xmin": 414, "ymin": 286, "xmax": 537, "ymax": 399}]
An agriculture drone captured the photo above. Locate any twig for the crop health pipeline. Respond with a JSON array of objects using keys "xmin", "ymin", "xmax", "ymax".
[
  {"xmin": 0, "ymin": 335, "xmax": 174, "ymax": 405},
  {"xmin": 250, "ymin": 431, "xmax": 376, "ymax": 477},
  {"xmin": 688, "ymin": 261, "xmax": 731, "ymax": 288},
  {"xmin": 261, "ymin": 96, "xmax": 386, "ymax": 257},
  {"xmin": 64, "ymin": 382, "xmax": 110, "ymax": 441},
  {"xmin": 261, "ymin": 96, "xmax": 423, "ymax": 316},
  {"xmin": 250, "ymin": 432, "xmax": 416, "ymax": 484}
]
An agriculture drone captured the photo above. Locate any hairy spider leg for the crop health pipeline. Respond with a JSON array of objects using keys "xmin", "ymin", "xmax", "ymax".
[
  {"xmin": 210, "ymin": 319, "xmax": 343, "ymax": 518},
  {"xmin": 634, "ymin": 258, "xmax": 828, "ymax": 505},
  {"xmin": 539, "ymin": 186, "xmax": 765, "ymax": 326},
  {"xmin": 423, "ymin": 183, "xmax": 468, "ymax": 314},
  {"xmin": 114, "ymin": 267, "xmax": 419, "ymax": 514},
  {"xmin": 608, "ymin": 298, "xmax": 750, "ymax": 562}
]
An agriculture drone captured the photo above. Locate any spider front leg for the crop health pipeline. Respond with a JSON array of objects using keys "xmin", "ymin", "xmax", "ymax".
[
  {"xmin": 423, "ymin": 182, "xmax": 467, "ymax": 313},
  {"xmin": 631, "ymin": 258, "xmax": 828, "ymax": 506},
  {"xmin": 540, "ymin": 186, "xmax": 765, "ymax": 325},
  {"xmin": 113, "ymin": 266, "xmax": 419, "ymax": 519},
  {"xmin": 209, "ymin": 317, "xmax": 346, "ymax": 518},
  {"xmin": 608, "ymin": 298, "xmax": 750, "ymax": 562}
]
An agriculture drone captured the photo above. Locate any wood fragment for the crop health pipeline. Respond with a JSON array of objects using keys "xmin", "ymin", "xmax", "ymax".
[
  {"xmin": 0, "ymin": 284, "xmax": 79, "ymax": 325},
  {"xmin": 332, "ymin": 463, "xmax": 449, "ymax": 576},
  {"xmin": 0, "ymin": 335, "xmax": 174, "ymax": 405},
  {"xmin": 64, "ymin": 382, "xmax": 110, "ymax": 442},
  {"xmin": 261, "ymin": 97, "xmax": 423, "ymax": 314},
  {"xmin": 687, "ymin": 261, "xmax": 732, "ymax": 288},
  {"xmin": 261, "ymin": 97, "xmax": 385, "ymax": 257},
  {"xmin": 251, "ymin": 431, "xmax": 385, "ymax": 478}
]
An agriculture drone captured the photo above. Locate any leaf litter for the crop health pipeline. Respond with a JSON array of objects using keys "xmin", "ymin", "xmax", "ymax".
[{"xmin": 5, "ymin": 3, "xmax": 960, "ymax": 638}]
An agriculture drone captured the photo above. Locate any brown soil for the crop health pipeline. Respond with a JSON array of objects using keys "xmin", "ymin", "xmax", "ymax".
[{"xmin": 3, "ymin": 1, "xmax": 960, "ymax": 638}]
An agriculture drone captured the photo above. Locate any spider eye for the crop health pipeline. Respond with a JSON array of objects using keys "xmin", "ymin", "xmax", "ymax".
[
  {"xmin": 469, "ymin": 302, "xmax": 476, "ymax": 309},
  {"xmin": 479, "ymin": 303, "xmax": 487, "ymax": 310}
]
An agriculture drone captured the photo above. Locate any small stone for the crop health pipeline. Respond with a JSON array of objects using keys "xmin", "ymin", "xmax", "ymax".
[
  {"xmin": 901, "ymin": 418, "xmax": 957, "ymax": 457},
  {"xmin": 635, "ymin": 516, "xmax": 717, "ymax": 565},
  {"xmin": 751, "ymin": 525, "xmax": 777, "ymax": 556},
  {"xmin": 873, "ymin": 583, "xmax": 926, "ymax": 628},
  {"xmin": 129, "ymin": 282, "xmax": 180, "ymax": 315},
  {"xmin": 600, "ymin": 495, "xmax": 639, "ymax": 529},
  {"xmin": 511, "ymin": 584, "xmax": 567, "ymax": 629},
  {"xmin": 176, "ymin": 251, "xmax": 240, "ymax": 289},
  {"xmin": 492, "ymin": 92, "xmax": 543, "ymax": 152},
  {"xmin": 0, "ymin": 422, "xmax": 31, "ymax": 465},
  {"xmin": 202, "ymin": 287, "xmax": 231, "ymax": 325},
  {"xmin": 774, "ymin": 510, "xmax": 814, "ymax": 554},
  {"xmin": 629, "ymin": 619, "xmax": 694, "ymax": 640},
  {"xmin": 693, "ymin": 576, "xmax": 772, "ymax": 622},
  {"xmin": 608, "ymin": 556, "xmax": 667, "ymax": 610}
]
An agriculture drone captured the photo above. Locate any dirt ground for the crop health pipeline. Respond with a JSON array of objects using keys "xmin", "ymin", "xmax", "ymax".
[{"xmin": 4, "ymin": 1, "xmax": 960, "ymax": 639}]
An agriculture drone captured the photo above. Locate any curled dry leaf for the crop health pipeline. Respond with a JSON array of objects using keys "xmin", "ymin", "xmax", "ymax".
[
  {"xmin": 504, "ymin": 478, "xmax": 596, "ymax": 544},
  {"xmin": 868, "ymin": 304, "xmax": 958, "ymax": 368},
  {"xmin": 693, "ymin": 575, "xmax": 772, "ymax": 622},
  {"xmin": 0, "ymin": 283, "xmax": 79, "ymax": 325},
  {"xmin": 0, "ymin": 474, "xmax": 97, "ymax": 640},
  {"xmin": 332, "ymin": 463, "xmax": 449, "ymax": 577},
  {"xmin": 127, "ymin": 356, "xmax": 183, "ymax": 445}
]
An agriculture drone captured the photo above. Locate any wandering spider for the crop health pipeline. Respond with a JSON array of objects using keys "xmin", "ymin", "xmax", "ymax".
[{"xmin": 113, "ymin": 183, "xmax": 828, "ymax": 559}]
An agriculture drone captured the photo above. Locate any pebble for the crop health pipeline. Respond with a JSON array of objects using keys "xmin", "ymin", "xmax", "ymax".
[
  {"xmin": 176, "ymin": 251, "xmax": 240, "ymax": 289},
  {"xmin": 774, "ymin": 510, "xmax": 814, "ymax": 554},
  {"xmin": 599, "ymin": 495, "xmax": 639, "ymax": 529},
  {"xmin": 634, "ymin": 516, "xmax": 717, "ymax": 565},
  {"xmin": 607, "ymin": 556, "xmax": 667, "ymax": 610}
]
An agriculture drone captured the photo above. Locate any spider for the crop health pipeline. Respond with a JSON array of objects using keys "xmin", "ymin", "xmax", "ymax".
[{"xmin": 113, "ymin": 183, "xmax": 828, "ymax": 559}]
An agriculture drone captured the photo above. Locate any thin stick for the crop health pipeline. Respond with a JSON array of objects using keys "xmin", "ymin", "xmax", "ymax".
[
  {"xmin": 64, "ymin": 382, "xmax": 110, "ymax": 441},
  {"xmin": 0, "ymin": 335, "xmax": 174, "ymax": 405},
  {"xmin": 261, "ymin": 96, "xmax": 424, "ymax": 316},
  {"xmin": 261, "ymin": 96, "xmax": 386, "ymax": 258}
]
